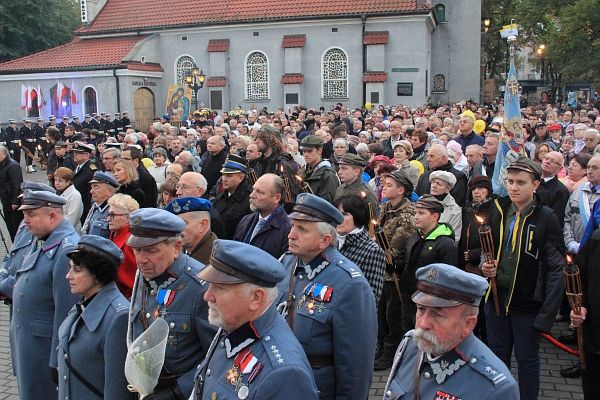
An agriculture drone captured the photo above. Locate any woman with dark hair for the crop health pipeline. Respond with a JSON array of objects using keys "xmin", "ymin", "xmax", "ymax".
[
  {"xmin": 563, "ymin": 152, "xmax": 591, "ymax": 193},
  {"xmin": 57, "ymin": 235, "xmax": 133, "ymax": 400},
  {"xmin": 334, "ymin": 194, "xmax": 386, "ymax": 304}
]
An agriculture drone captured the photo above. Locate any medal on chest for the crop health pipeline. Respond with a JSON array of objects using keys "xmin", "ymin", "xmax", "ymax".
[
  {"xmin": 434, "ymin": 390, "xmax": 462, "ymax": 400},
  {"xmin": 152, "ymin": 288, "xmax": 176, "ymax": 319},
  {"xmin": 298, "ymin": 282, "xmax": 333, "ymax": 314},
  {"xmin": 225, "ymin": 347, "xmax": 264, "ymax": 399}
]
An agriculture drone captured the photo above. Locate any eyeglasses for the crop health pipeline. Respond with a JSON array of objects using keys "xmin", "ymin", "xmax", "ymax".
[
  {"xmin": 176, "ymin": 184, "xmax": 200, "ymax": 191},
  {"xmin": 107, "ymin": 213, "xmax": 128, "ymax": 219},
  {"xmin": 543, "ymin": 156, "xmax": 562, "ymax": 166}
]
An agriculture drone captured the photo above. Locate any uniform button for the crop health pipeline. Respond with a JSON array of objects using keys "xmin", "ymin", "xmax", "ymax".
[
  {"xmin": 298, "ymin": 275, "xmax": 303, "ymax": 280},
  {"xmin": 264, "ymin": 336, "xmax": 270, "ymax": 341},
  {"xmin": 206, "ymin": 368, "xmax": 211, "ymax": 376},
  {"xmin": 424, "ymin": 372, "xmax": 431, "ymax": 379},
  {"xmin": 170, "ymin": 322, "xmax": 175, "ymax": 329},
  {"xmin": 309, "ymin": 310, "xmax": 314, "ymax": 315},
  {"xmin": 219, "ymin": 341, "xmax": 224, "ymax": 348},
  {"xmin": 385, "ymin": 390, "xmax": 392, "ymax": 397},
  {"xmin": 150, "ymin": 290, "xmax": 156, "ymax": 295},
  {"xmin": 146, "ymin": 313, "xmax": 151, "ymax": 318},
  {"xmin": 63, "ymin": 376, "xmax": 67, "ymax": 380},
  {"xmin": 470, "ymin": 357, "xmax": 477, "ymax": 364}
]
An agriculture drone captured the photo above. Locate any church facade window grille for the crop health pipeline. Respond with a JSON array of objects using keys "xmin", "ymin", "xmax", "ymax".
[
  {"xmin": 322, "ymin": 48, "xmax": 348, "ymax": 99},
  {"xmin": 245, "ymin": 51, "xmax": 269, "ymax": 100},
  {"xmin": 175, "ymin": 55, "xmax": 197, "ymax": 85},
  {"xmin": 433, "ymin": 74, "xmax": 446, "ymax": 93}
]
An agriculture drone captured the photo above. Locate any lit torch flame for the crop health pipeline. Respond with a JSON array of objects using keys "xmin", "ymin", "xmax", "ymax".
[
  {"xmin": 360, "ymin": 191, "xmax": 366, "ymax": 198},
  {"xmin": 566, "ymin": 254, "xmax": 573, "ymax": 265},
  {"xmin": 295, "ymin": 175, "xmax": 303, "ymax": 182},
  {"xmin": 475, "ymin": 215, "xmax": 485, "ymax": 224}
]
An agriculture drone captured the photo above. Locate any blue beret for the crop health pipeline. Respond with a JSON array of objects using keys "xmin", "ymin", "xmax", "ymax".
[
  {"xmin": 166, "ymin": 197, "xmax": 211, "ymax": 215},
  {"xmin": 20, "ymin": 182, "xmax": 56, "ymax": 196},
  {"xmin": 89, "ymin": 171, "xmax": 119, "ymax": 188},
  {"xmin": 18, "ymin": 190, "xmax": 66, "ymax": 210},
  {"xmin": 198, "ymin": 240, "xmax": 285, "ymax": 287},
  {"xmin": 127, "ymin": 208, "xmax": 186, "ymax": 248},
  {"xmin": 289, "ymin": 193, "xmax": 344, "ymax": 226},
  {"xmin": 412, "ymin": 263, "xmax": 489, "ymax": 307},
  {"xmin": 67, "ymin": 234, "xmax": 124, "ymax": 265}
]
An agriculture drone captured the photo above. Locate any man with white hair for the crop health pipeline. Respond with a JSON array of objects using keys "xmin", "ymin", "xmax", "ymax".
[
  {"xmin": 456, "ymin": 113, "xmax": 484, "ymax": 153},
  {"xmin": 465, "ymin": 144, "xmax": 486, "ymax": 181},
  {"xmin": 416, "ymin": 143, "xmax": 468, "ymax": 206},
  {"xmin": 536, "ymin": 150, "xmax": 570, "ymax": 226},
  {"xmin": 583, "ymin": 128, "xmax": 600, "ymax": 154}
]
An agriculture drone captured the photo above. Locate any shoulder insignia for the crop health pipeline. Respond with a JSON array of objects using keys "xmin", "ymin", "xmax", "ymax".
[
  {"xmin": 90, "ymin": 164, "xmax": 97, "ymax": 170},
  {"xmin": 336, "ymin": 258, "xmax": 363, "ymax": 278},
  {"xmin": 467, "ymin": 355, "xmax": 508, "ymax": 386}
]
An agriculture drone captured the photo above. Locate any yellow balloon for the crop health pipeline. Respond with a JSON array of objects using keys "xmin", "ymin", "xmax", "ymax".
[
  {"xmin": 473, "ymin": 120, "xmax": 486, "ymax": 134},
  {"xmin": 364, "ymin": 102, "xmax": 373, "ymax": 110},
  {"xmin": 460, "ymin": 110, "xmax": 476, "ymax": 121}
]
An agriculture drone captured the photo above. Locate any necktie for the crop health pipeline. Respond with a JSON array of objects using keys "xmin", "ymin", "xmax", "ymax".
[
  {"xmin": 506, "ymin": 212, "xmax": 520, "ymax": 253},
  {"xmin": 250, "ymin": 218, "xmax": 267, "ymax": 242}
]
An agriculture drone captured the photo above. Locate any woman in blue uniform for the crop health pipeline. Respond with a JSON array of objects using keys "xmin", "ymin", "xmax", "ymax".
[{"xmin": 57, "ymin": 234, "xmax": 134, "ymax": 400}]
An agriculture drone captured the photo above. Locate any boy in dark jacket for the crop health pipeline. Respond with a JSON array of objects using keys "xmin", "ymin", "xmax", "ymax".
[
  {"xmin": 401, "ymin": 195, "xmax": 457, "ymax": 333},
  {"xmin": 481, "ymin": 156, "xmax": 565, "ymax": 400}
]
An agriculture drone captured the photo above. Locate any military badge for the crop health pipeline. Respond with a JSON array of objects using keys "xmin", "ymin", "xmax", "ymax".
[
  {"xmin": 427, "ymin": 267, "xmax": 437, "ymax": 281},
  {"xmin": 132, "ymin": 215, "xmax": 143, "ymax": 227},
  {"xmin": 434, "ymin": 390, "xmax": 462, "ymax": 400}
]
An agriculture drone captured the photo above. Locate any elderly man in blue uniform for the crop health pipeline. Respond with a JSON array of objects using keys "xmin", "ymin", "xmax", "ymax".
[
  {"xmin": 383, "ymin": 263, "xmax": 519, "ymax": 400},
  {"xmin": 166, "ymin": 197, "xmax": 216, "ymax": 265},
  {"xmin": 127, "ymin": 208, "xmax": 216, "ymax": 399},
  {"xmin": 10, "ymin": 190, "xmax": 80, "ymax": 400},
  {"xmin": 190, "ymin": 240, "xmax": 318, "ymax": 399},
  {"xmin": 81, "ymin": 171, "xmax": 118, "ymax": 237},
  {"xmin": 279, "ymin": 193, "xmax": 377, "ymax": 400}
]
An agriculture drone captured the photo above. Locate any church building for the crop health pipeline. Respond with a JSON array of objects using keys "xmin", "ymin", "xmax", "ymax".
[{"xmin": 0, "ymin": 0, "xmax": 481, "ymax": 130}]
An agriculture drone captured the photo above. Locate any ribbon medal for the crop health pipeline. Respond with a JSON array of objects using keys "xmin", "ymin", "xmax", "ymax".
[
  {"xmin": 227, "ymin": 348, "xmax": 264, "ymax": 399},
  {"xmin": 302, "ymin": 283, "xmax": 333, "ymax": 314},
  {"xmin": 154, "ymin": 289, "xmax": 176, "ymax": 319}
]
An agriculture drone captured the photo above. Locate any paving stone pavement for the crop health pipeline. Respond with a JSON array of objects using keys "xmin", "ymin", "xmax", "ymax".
[{"xmin": 0, "ymin": 166, "xmax": 587, "ymax": 399}]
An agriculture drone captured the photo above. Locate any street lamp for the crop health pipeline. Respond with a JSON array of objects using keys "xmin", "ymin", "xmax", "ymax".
[{"xmin": 185, "ymin": 66, "xmax": 206, "ymax": 111}]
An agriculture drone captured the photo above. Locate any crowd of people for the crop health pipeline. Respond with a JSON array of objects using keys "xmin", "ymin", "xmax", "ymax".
[{"xmin": 0, "ymin": 99, "xmax": 600, "ymax": 399}]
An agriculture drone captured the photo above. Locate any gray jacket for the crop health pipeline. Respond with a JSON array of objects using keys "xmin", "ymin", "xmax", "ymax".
[
  {"xmin": 563, "ymin": 182, "xmax": 600, "ymax": 253},
  {"xmin": 440, "ymin": 193, "xmax": 462, "ymax": 242}
]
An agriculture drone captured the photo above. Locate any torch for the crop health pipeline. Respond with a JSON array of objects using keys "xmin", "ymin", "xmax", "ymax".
[
  {"xmin": 279, "ymin": 165, "xmax": 293, "ymax": 203},
  {"xmin": 374, "ymin": 225, "xmax": 403, "ymax": 302},
  {"xmin": 565, "ymin": 254, "xmax": 586, "ymax": 369},
  {"xmin": 295, "ymin": 175, "xmax": 313, "ymax": 194},
  {"xmin": 361, "ymin": 191, "xmax": 376, "ymax": 238},
  {"xmin": 476, "ymin": 215, "xmax": 500, "ymax": 316}
]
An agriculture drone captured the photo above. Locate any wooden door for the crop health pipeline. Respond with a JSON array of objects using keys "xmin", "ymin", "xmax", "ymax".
[{"xmin": 133, "ymin": 88, "xmax": 155, "ymax": 132}]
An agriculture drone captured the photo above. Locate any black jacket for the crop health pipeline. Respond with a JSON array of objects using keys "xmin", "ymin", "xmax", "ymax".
[
  {"xmin": 136, "ymin": 165, "xmax": 158, "ymax": 208},
  {"xmin": 233, "ymin": 205, "xmax": 291, "ymax": 259},
  {"xmin": 117, "ymin": 181, "xmax": 146, "ymax": 208},
  {"xmin": 212, "ymin": 180, "xmax": 252, "ymax": 240},
  {"xmin": 458, "ymin": 199, "xmax": 493, "ymax": 270},
  {"xmin": 488, "ymin": 195, "xmax": 565, "ymax": 332},
  {"xmin": 201, "ymin": 148, "xmax": 228, "ymax": 198},
  {"xmin": 72, "ymin": 161, "xmax": 97, "ymax": 224},
  {"xmin": 416, "ymin": 161, "xmax": 468, "ymax": 206},
  {"xmin": 0, "ymin": 156, "xmax": 23, "ymax": 206},
  {"xmin": 578, "ymin": 229, "xmax": 600, "ymax": 354},
  {"xmin": 536, "ymin": 175, "xmax": 569, "ymax": 227}
]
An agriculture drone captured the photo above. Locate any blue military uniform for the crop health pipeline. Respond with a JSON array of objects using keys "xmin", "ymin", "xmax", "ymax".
[
  {"xmin": 191, "ymin": 239, "xmax": 318, "ymax": 400},
  {"xmin": 383, "ymin": 264, "xmax": 519, "ymax": 399},
  {"xmin": 81, "ymin": 171, "xmax": 119, "ymax": 237},
  {"xmin": 127, "ymin": 209, "xmax": 217, "ymax": 398},
  {"xmin": 57, "ymin": 235, "xmax": 133, "ymax": 400},
  {"xmin": 278, "ymin": 193, "xmax": 377, "ymax": 400},
  {"xmin": 11, "ymin": 191, "xmax": 80, "ymax": 400}
]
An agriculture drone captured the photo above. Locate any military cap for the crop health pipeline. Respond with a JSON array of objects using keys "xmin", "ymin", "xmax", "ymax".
[
  {"xmin": 73, "ymin": 115, "xmax": 79, "ymax": 120},
  {"xmin": 166, "ymin": 197, "xmax": 211, "ymax": 215},
  {"xmin": 507, "ymin": 155, "xmax": 541, "ymax": 181},
  {"xmin": 127, "ymin": 208, "xmax": 186, "ymax": 248},
  {"xmin": 289, "ymin": 193, "xmax": 344, "ymax": 226},
  {"xmin": 89, "ymin": 171, "xmax": 119, "ymax": 188},
  {"xmin": 54, "ymin": 141, "xmax": 68, "ymax": 148},
  {"xmin": 49, "ymin": 115, "xmax": 56, "ymax": 120},
  {"xmin": 100, "ymin": 113, "xmax": 106, "ymax": 117},
  {"xmin": 122, "ymin": 111, "xmax": 128, "ymax": 115},
  {"xmin": 415, "ymin": 194, "xmax": 444, "ymax": 213},
  {"xmin": 67, "ymin": 234, "xmax": 124, "ymax": 265},
  {"xmin": 36, "ymin": 117, "xmax": 44, "ymax": 121},
  {"xmin": 338, "ymin": 153, "xmax": 366, "ymax": 168},
  {"xmin": 23, "ymin": 118, "xmax": 31, "ymax": 123},
  {"xmin": 114, "ymin": 113, "xmax": 121, "ymax": 117},
  {"xmin": 412, "ymin": 263, "xmax": 488, "ymax": 307},
  {"xmin": 18, "ymin": 190, "xmax": 66, "ymax": 210},
  {"xmin": 105, "ymin": 142, "xmax": 122, "ymax": 149},
  {"xmin": 8, "ymin": 119, "xmax": 16, "ymax": 124},
  {"xmin": 385, "ymin": 170, "xmax": 414, "ymax": 194},
  {"xmin": 61, "ymin": 115, "xmax": 69, "ymax": 120},
  {"xmin": 429, "ymin": 170, "xmax": 457, "ymax": 189},
  {"xmin": 220, "ymin": 155, "xmax": 248, "ymax": 174},
  {"xmin": 84, "ymin": 114, "xmax": 91, "ymax": 119},
  {"xmin": 258, "ymin": 124, "xmax": 280, "ymax": 137},
  {"xmin": 19, "ymin": 182, "xmax": 56, "ymax": 197},
  {"xmin": 72, "ymin": 142, "xmax": 94, "ymax": 154},
  {"xmin": 300, "ymin": 135, "xmax": 324, "ymax": 149},
  {"xmin": 198, "ymin": 239, "xmax": 285, "ymax": 288}
]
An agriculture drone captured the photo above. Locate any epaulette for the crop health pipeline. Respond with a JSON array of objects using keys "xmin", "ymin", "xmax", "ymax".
[
  {"xmin": 262, "ymin": 336, "xmax": 287, "ymax": 369},
  {"xmin": 466, "ymin": 353, "xmax": 509, "ymax": 386},
  {"xmin": 184, "ymin": 264, "xmax": 206, "ymax": 285},
  {"xmin": 334, "ymin": 258, "xmax": 363, "ymax": 279},
  {"xmin": 111, "ymin": 300, "xmax": 129, "ymax": 313}
]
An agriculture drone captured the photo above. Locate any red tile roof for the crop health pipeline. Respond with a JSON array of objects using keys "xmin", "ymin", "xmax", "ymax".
[
  {"xmin": 0, "ymin": 36, "xmax": 149, "ymax": 73},
  {"xmin": 207, "ymin": 39, "xmax": 230, "ymax": 52},
  {"xmin": 78, "ymin": 0, "xmax": 429, "ymax": 34},
  {"xmin": 126, "ymin": 62, "xmax": 164, "ymax": 72},
  {"xmin": 281, "ymin": 74, "xmax": 304, "ymax": 84},
  {"xmin": 282, "ymin": 35, "xmax": 306, "ymax": 48},
  {"xmin": 363, "ymin": 31, "xmax": 389, "ymax": 45},
  {"xmin": 363, "ymin": 72, "xmax": 388, "ymax": 83},
  {"xmin": 207, "ymin": 77, "xmax": 228, "ymax": 87}
]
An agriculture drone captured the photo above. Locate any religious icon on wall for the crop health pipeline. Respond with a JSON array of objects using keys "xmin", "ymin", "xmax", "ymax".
[{"xmin": 166, "ymin": 85, "xmax": 192, "ymax": 123}]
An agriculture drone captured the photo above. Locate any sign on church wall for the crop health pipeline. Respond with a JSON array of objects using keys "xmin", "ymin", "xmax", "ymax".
[{"xmin": 396, "ymin": 83, "xmax": 414, "ymax": 96}]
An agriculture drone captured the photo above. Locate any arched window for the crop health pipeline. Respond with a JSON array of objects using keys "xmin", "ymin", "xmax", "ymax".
[
  {"xmin": 322, "ymin": 48, "xmax": 348, "ymax": 99},
  {"xmin": 245, "ymin": 51, "xmax": 269, "ymax": 100},
  {"xmin": 83, "ymin": 87, "xmax": 98, "ymax": 115},
  {"xmin": 175, "ymin": 55, "xmax": 197, "ymax": 85},
  {"xmin": 433, "ymin": 74, "xmax": 446, "ymax": 93}
]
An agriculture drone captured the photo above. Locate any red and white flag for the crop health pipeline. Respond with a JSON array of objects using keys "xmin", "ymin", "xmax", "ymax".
[
  {"xmin": 37, "ymin": 84, "xmax": 43, "ymax": 109},
  {"xmin": 70, "ymin": 80, "xmax": 78, "ymax": 104},
  {"xmin": 20, "ymin": 84, "xmax": 27, "ymax": 109},
  {"xmin": 27, "ymin": 85, "xmax": 33, "ymax": 110},
  {"xmin": 56, "ymin": 80, "xmax": 64, "ymax": 103}
]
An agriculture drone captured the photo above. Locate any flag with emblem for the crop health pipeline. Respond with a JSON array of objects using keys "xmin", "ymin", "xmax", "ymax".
[{"xmin": 492, "ymin": 33, "xmax": 525, "ymax": 197}]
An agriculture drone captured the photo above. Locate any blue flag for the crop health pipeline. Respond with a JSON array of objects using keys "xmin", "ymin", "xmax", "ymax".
[{"xmin": 492, "ymin": 54, "xmax": 525, "ymax": 197}]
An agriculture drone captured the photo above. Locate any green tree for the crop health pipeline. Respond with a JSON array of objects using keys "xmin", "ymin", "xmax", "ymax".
[{"xmin": 0, "ymin": 0, "xmax": 80, "ymax": 62}]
